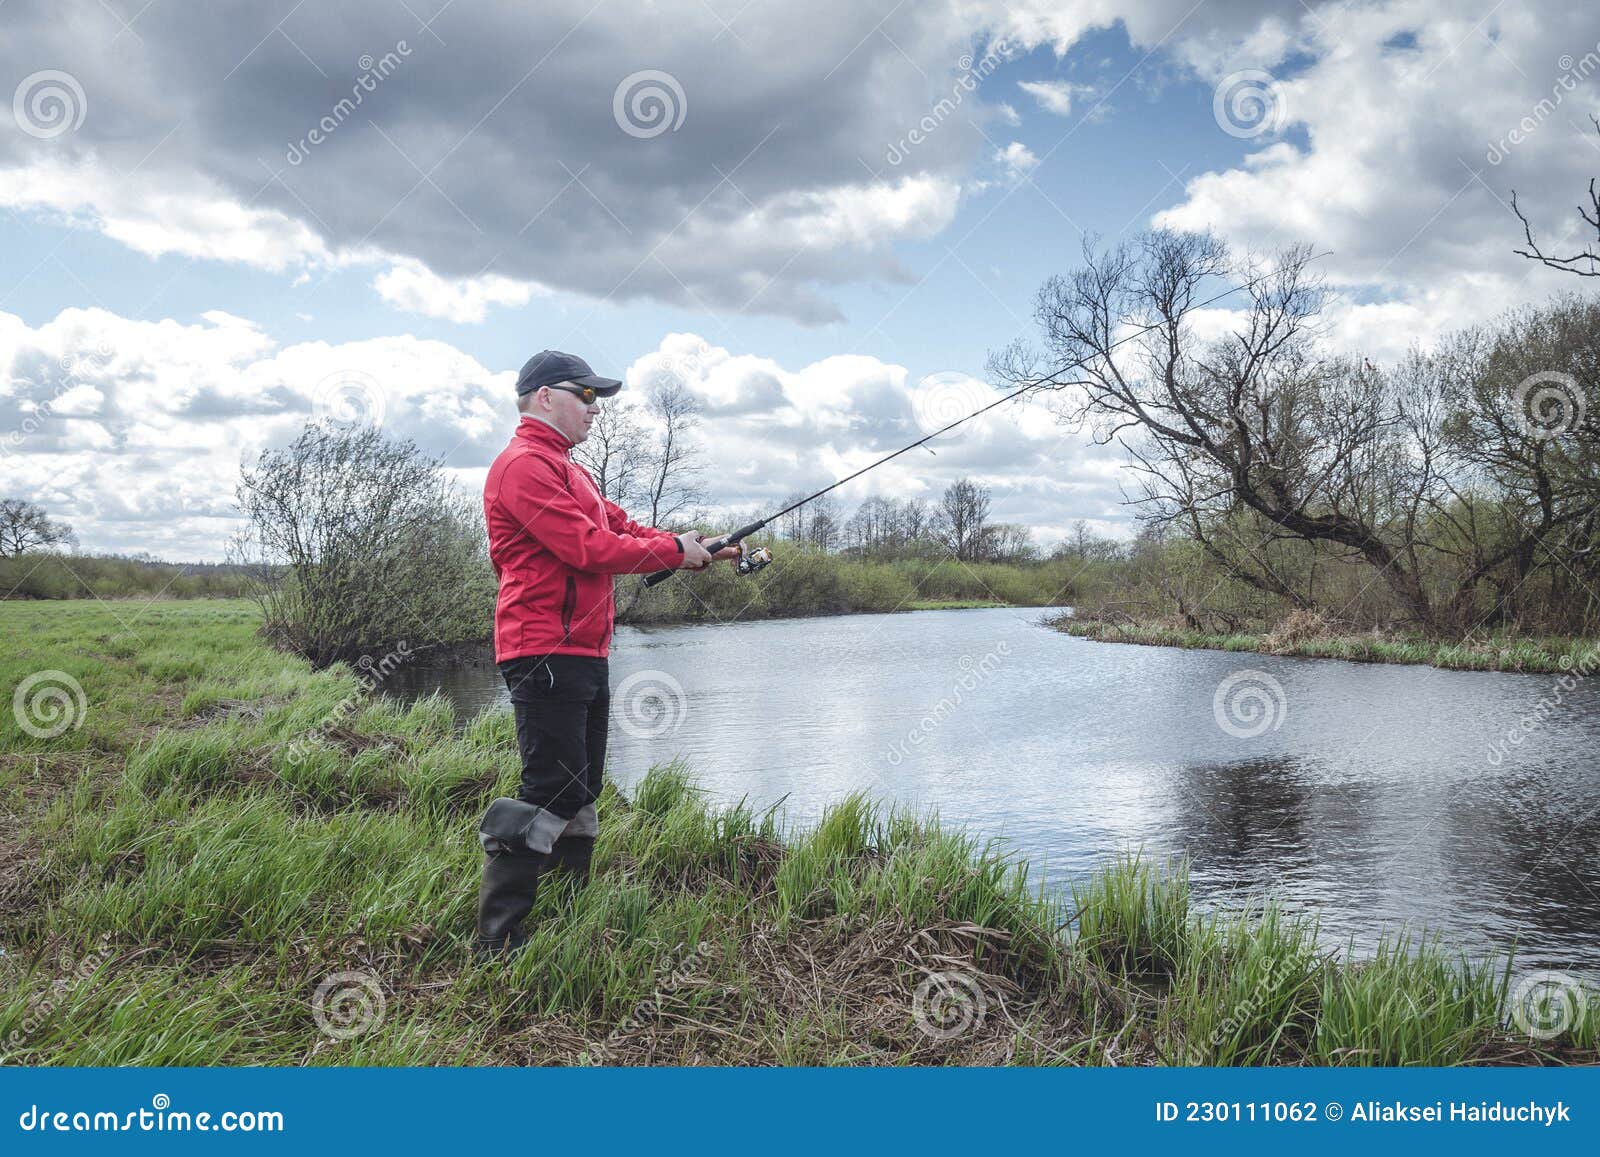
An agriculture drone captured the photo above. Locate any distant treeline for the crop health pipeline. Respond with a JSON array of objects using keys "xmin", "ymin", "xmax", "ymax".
[
  {"xmin": 0, "ymin": 552, "xmax": 254, "ymax": 601},
  {"xmin": 622, "ymin": 551, "xmax": 1083, "ymax": 623}
]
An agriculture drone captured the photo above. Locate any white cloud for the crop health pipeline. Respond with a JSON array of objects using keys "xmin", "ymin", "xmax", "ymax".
[
  {"xmin": 1017, "ymin": 79, "xmax": 1087, "ymax": 117},
  {"xmin": 995, "ymin": 141, "xmax": 1041, "ymax": 181},
  {"xmin": 372, "ymin": 259, "xmax": 544, "ymax": 324},
  {"xmin": 0, "ymin": 306, "xmax": 514, "ymax": 559},
  {"xmin": 0, "ymin": 157, "xmax": 338, "ymax": 273}
]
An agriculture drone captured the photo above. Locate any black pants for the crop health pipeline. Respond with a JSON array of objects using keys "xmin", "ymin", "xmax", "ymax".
[{"xmin": 499, "ymin": 654, "xmax": 609, "ymax": 820}]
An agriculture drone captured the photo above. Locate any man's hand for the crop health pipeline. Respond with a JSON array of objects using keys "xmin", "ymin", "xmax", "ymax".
[
  {"xmin": 675, "ymin": 532, "xmax": 743, "ymax": 571},
  {"xmin": 676, "ymin": 532, "xmax": 714, "ymax": 571}
]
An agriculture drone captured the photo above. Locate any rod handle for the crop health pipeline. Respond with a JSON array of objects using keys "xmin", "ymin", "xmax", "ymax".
[{"xmin": 640, "ymin": 519, "xmax": 767, "ymax": 588}]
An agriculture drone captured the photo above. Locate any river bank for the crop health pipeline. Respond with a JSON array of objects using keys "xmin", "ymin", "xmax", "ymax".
[
  {"xmin": 1048, "ymin": 611, "xmax": 1599, "ymax": 676},
  {"xmin": 2, "ymin": 599, "xmax": 1594, "ymax": 1064}
]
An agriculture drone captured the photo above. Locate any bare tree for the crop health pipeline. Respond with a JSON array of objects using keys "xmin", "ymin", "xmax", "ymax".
[
  {"xmin": 573, "ymin": 399, "xmax": 650, "ymax": 507},
  {"xmin": 932, "ymin": 478, "xmax": 991, "ymax": 561},
  {"xmin": 775, "ymin": 491, "xmax": 809, "ymax": 542},
  {"xmin": 806, "ymin": 494, "xmax": 840, "ymax": 552},
  {"xmin": 642, "ymin": 382, "xmax": 706, "ymax": 528},
  {"xmin": 983, "ymin": 522, "xmax": 1036, "ymax": 562},
  {"xmin": 0, "ymin": 498, "xmax": 74, "ymax": 556},
  {"xmin": 991, "ymin": 231, "xmax": 1457, "ymax": 624}
]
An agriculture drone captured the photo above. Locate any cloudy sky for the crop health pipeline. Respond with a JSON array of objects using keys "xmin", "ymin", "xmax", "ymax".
[{"xmin": 2, "ymin": 0, "xmax": 1599, "ymax": 560}]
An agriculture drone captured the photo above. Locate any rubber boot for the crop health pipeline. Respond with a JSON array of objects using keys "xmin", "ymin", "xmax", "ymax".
[
  {"xmin": 544, "ymin": 836, "xmax": 595, "ymax": 890},
  {"xmin": 474, "ymin": 850, "xmax": 546, "ymax": 959}
]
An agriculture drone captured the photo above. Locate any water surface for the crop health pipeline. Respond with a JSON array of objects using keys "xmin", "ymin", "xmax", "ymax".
[{"xmin": 385, "ymin": 607, "xmax": 1600, "ymax": 974}]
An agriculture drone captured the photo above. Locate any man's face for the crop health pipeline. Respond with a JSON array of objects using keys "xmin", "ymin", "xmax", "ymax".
[{"xmin": 539, "ymin": 384, "xmax": 600, "ymax": 444}]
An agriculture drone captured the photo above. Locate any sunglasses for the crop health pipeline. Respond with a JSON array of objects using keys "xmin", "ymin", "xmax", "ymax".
[{"xmin": 544, "ymin": 383, "xmax": 600, "ymax": 405}]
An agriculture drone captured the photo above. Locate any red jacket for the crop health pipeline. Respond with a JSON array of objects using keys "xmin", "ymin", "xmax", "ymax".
[{"xmin": 484, "ymin": 417, "xmax": 684, "ymax": 661}]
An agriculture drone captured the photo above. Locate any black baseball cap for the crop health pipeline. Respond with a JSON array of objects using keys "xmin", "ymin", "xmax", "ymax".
[{"xmin": 514, "ymin": 350, "xmax": 622, "ymax": 397}]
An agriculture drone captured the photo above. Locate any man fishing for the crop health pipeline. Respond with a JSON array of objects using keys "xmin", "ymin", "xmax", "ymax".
[{"xmin": 475, "ymin": 349, "xmax": 737, "ymax": 957}]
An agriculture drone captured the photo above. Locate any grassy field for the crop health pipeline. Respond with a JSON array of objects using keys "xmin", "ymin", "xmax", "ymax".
[
  {"xmin": 1, "ymin": 599, "xmax": 1594, "ymax": 1065},
  {"xmin": 1050, "ymin": 613, "xmax": 1599, "ymax": 676}
]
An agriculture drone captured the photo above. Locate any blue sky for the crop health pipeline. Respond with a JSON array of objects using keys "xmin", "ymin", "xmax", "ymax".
[{"xmin": 1, "ymin": 1, "xmax": 1596, "ymax": 559}]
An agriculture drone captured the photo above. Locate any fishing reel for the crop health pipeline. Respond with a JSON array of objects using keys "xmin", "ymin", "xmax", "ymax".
[{"xmin": 736, "ymin": 544, "xmax": 773, "ymax": 576}]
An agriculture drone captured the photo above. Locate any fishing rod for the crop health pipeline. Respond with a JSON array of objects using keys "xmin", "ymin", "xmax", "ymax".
[{"xmin": 641, "ymin": 255, "xmax": 1326, "ymax": 589}]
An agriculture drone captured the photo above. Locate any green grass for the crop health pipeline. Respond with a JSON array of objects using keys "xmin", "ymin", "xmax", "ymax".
[
  {"xmin": 1050, "ymin": 613, "xmax": 1597, "ymax": 675},
  {"xmin": 1, "ymin": 599, "xmax": 1594, "ymax": 1065}
]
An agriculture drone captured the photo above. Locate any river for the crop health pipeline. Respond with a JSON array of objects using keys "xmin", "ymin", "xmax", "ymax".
[{"xmin": 384, "ymin": 606, "xmax": 1600, "ymax": 975}]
